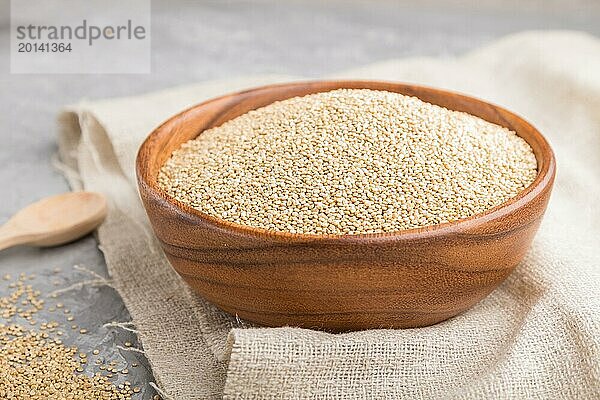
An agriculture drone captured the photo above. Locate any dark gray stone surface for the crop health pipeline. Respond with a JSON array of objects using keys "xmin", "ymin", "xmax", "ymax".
[{"xmin": 0, "ymin": 0, "xmax": 598, "ymax": 397}]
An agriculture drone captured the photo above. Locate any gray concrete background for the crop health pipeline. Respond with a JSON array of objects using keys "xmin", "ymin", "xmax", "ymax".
[{"xmin": 1, "ymin": 0, "xmax": 599, "ymax": 397}]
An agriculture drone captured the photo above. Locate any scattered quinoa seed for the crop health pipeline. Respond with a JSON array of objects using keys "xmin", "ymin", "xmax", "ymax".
[
  {"xmin": 158, "ymin": 89, "xmax": 537, "ymax": 235},
  {"xmin": 0, "ymin": 274, "xmax": 133, "ymax": 399}
]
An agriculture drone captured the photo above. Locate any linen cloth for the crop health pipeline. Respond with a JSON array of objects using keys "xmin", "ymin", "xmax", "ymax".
[{"xmin": 57, "ymin": 31, "xmax": 600, "ymax": 399}]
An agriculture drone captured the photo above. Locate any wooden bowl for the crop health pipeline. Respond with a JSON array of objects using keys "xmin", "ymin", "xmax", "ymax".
[{"xmin": 136, "ymin": 80, "xmax": 555, "ymax": 331}]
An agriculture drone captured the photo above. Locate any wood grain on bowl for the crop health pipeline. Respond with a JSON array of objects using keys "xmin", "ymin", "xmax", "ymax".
[{"xmin": 136, "ymin": 81, "xmax": 555, "ymax": 331}]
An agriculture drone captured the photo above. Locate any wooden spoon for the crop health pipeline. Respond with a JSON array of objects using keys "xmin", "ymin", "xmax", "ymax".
[{"xmin": 0, "ymin": 192, "xmax": 108, "ymax": 251}]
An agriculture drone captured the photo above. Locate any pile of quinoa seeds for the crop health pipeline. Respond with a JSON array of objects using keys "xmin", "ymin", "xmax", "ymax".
[
  {"xmin": 159, "ymin": 89, "xmax": 537, "ymax": 235},
  {"xmin": 0, "ymin": 272, "xmax": 153, "ymax": 400}
]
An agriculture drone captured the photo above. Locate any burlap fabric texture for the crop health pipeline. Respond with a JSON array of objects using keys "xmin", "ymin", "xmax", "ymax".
[{"xmin": 58, "ymin": 31, "xmax": 600, "ymax": 399}]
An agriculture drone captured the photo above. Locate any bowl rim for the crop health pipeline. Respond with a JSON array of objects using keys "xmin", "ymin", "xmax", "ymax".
[{"xmin": 136, "ymin": 79, "xmax": 556, "ymax": 243}]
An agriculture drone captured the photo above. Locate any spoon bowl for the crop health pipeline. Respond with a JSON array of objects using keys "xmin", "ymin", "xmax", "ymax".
[{"xmin": 0, "ymin": 192, "xmax": 108, "ymax": 251}]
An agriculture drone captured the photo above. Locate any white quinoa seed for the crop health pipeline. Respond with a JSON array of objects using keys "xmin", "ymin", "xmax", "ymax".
[
  {"xmin": 0, "ymin": 274, "xmax": 135, "ymax": 399},
  {"xmin": 158, "ymin": 89, "xmax": 537, "ymax": 235}
]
